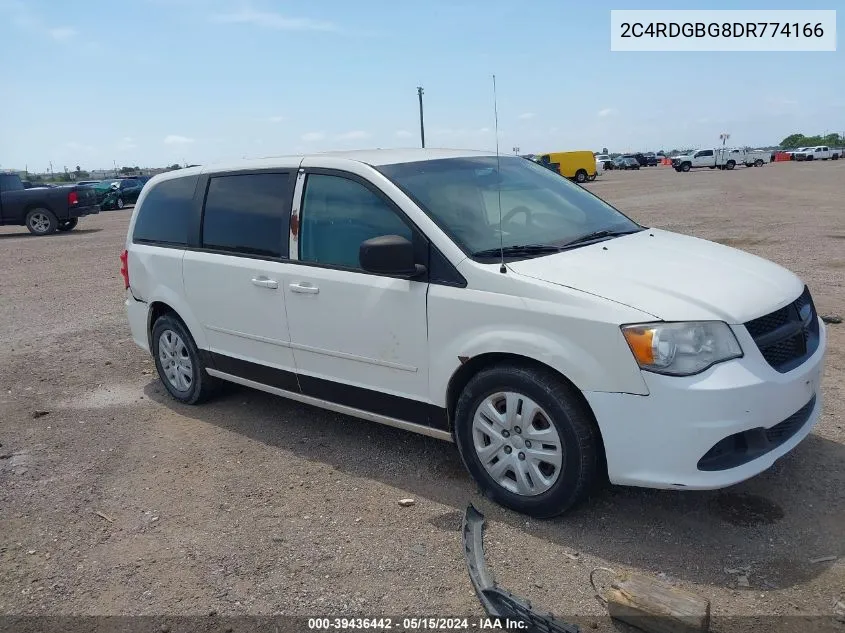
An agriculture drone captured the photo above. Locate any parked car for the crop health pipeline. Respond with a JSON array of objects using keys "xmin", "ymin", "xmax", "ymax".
[
  {"xmin": 94, "ymin": 178, "xmax": 144, "ymax": 210},
  {"xmin": 785, "ymin": 147, "xmax": 810, "ymax": 160},
  {"xmin": 121, "ymin": 149, "xmax": 826, "ymax": 518},
  {"xmin": 613, "ymin": 156, "xmax": 640, "ymax": 170},
  {"xmin": 595, "ymin": 154, "xmax": 614, "ymax": 170},
  {"xmin": 793, "ymin": 146, "xmax": 840, "ymax": 161},
  {"xmin": 0, "ymin": 172, "xmax": 98, "ymax": 234},
  {"xmin": 21, "ymin": 180, "xmax": 52, "ymax": 189},
  {"xmin": 641, "ymin": 152, "xmax": 660, "ymax": 167},
  {"xmin": 76, "ymin": 180, "xmax": 101, "ymax": 186},
  {"xmin": 672, "ymin": 148, "xmax": 746, "ymax": 172},
  {"xmin": 536, "ymin": 151, "xmax": 597, "ymax": 183}
]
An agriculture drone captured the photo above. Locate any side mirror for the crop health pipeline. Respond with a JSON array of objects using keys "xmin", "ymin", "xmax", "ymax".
[{"xmin": 359, "ymin": 235, "xmax": 425, "ymax": 278}]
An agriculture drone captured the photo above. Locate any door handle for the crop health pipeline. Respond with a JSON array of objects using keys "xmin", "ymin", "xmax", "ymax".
[
  {"xmin": 289, "ymin": 282, "xmax": 319, "ymax": 295},
  {"xmin": 251, "ymin": 276, "xmax": 278, "ymax": 289}
]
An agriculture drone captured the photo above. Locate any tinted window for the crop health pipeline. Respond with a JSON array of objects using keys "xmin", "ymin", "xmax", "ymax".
[
  {"xmin": 132, "ymin": 175, "xmax": 198, "ymax": 245},
  {"xmin": 201, "ymin": 173, "xmax": 291, "ymax": 258},
  {"xmin": 299, "ymin": 174, "xmax": 412, "ymax": 269},
  {"xmin": 696, "ymin": 150, "xmax": 713, "ymax": 157}
]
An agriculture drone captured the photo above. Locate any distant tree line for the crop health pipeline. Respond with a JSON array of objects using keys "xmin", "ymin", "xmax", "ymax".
[{"xmin": 780, "ymin": 132, "xmax": 843, "ymax": 149}]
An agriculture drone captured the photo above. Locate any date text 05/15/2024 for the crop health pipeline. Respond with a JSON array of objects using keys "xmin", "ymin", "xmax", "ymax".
[{"xmin": 307, "ymin": 617, "xmax": 529, "ymax": 630}]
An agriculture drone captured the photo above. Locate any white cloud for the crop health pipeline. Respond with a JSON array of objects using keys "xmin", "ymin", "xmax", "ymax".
[
  {"xmin": 477, "ymin": 127, "xmax": 491, "ymax": 134},
  {"xmin": 598, "ymin": 108, "xmax": 616, "ymax": 118},
  {"xmin": 301, "ymin": 131, "xmax": 326, "ymax": 142},
  {"xmin": 211, "ymin": 9, "xmax": 338, "ymax": 32},
  {"xmin": 395, "ymin": 130, "xmax": 413, "ymax": 138},
  {"xmin": 117, "ymin": 137, "xmax": 137, "ymax": 151},
  {"xmin": 335, "ymin": 130, "xmax": 369, "ymax": 141},
  {"xmin": 517, "ymin": 112, "xmax": 536, "ymax": 120},
  {"xmin": 267, "ymin": 115, "xmax": 285, "ymax": 123},
  {"xmin": 48, "ymin": 26, "xmax": 76, "ymax": 40},
  {"xmin": 164, "ymin": 135, "xmax": 194, "ymax": 145}
]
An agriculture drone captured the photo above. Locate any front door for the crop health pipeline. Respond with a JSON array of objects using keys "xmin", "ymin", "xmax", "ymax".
[
  {"xmin": 182, "ymin": 171, "xmax": 300, "ymax": 390},
  {"xmin": 281, "ymin": 170, "xmax": 432, "ymax": 425}
]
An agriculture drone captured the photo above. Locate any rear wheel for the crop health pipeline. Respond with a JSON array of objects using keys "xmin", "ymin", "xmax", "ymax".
[
  {"xmin": 151, "ymin": 314, "xmax": 218, "ymax": 405},
  {"xmin": 726, "ymin": 161, "xmax": 736, "ymax": 170},
  {"xmin": 25, "ymin": 208, "xmax": 58, "ymax": 235},
  {"xmin": 574, "ymin": 170, "xmax": 588, "ymax": 183},
  {"xmin": 116, "ymin": 197, "xmax": 125, "ymax": 209},
  {"xmin": 57, "ymin": 218, "xmax": 78, "ymax": 232},
  {"xmin": 453, "ymin": 363, "xmax": 601, "ymax": 518},
  {"xmin": 755, "ymin": 159, "xmax": 764, "ymax": 167}
]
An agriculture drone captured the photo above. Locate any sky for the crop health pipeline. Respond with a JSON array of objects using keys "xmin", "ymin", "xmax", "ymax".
[{"xmin": 0, "ymin": 0, "xmax": 842, "ymax": 172}]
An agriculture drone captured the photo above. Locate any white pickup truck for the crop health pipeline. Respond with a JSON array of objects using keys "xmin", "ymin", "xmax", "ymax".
[
  {"xmin": 793, "ymin": 146, "xmax": 841, "ymax": 161},
  {"xmin": 744, "ymin": 149, "xmax": 771, "ymax": 167},
  {"xmin": 672, "ymin": 148, "xmax": 748, "ymax": 172}
]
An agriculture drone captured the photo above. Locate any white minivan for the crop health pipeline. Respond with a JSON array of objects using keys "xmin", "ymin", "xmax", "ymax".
[{"xmin": 121, "ymin": 149, "xmax": 826, "ymax": 517}]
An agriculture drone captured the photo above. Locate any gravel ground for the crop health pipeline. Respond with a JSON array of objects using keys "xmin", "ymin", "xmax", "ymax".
[{"xmin": 1, "ymin": 160, "xmax": 843, "ymax": 631}]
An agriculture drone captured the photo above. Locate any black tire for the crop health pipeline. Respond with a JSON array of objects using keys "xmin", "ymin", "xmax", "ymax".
[
  {"xmin": 681, "ymin": 163, "xmax": 691, "ymax": 172},
  {"xmin": 574, "ymin": 170, "xmax": 588, "ymax": 183},
  {"xmin": 57, "ymin": 218, "xmax": 79, "ymax": 232},
  {"xmin": 832, "ymin": 154, "xmax": 839, "ymax": 161},
  {"xmin": 755, "ymin": 159, "xmax": 764, "ymax": 167},
  {"xmin": 25, "ymin": 208, "xmax": 58, "ymax": 235},
  {"xmin": 806, "ymin": 156, "xmax": 813, "ymax": 161},
  {"xmin": 151, "ymin": 314, "xmax": 218, "ymax": 405},
  {"xmin": 726, "ymin": 160, "xmax": 736, "ymax": 170},
  {"xmin": 453, "ymin": 363, "xmax": 601, "ymax": 518},
  {"xmin": 116, "ymin": 197, "xmax": 125, "ymax": 209}
]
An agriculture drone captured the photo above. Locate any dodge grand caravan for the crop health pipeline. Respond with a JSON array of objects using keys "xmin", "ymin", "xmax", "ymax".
[{"xmin": 122, "ymin": 149, "xmax": 826, "ymax": 517}]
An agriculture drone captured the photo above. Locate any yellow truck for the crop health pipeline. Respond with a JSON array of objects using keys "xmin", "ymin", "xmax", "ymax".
[{"xmin": 536, "ymin": 151, "xmax": 597, "ymax": 183}]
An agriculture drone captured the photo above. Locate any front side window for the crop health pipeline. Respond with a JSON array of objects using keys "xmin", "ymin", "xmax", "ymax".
[
  {"xmin": 378, "ymin": 156, "xmax": 641, "ymax": 258},
  {"xmin": 299, "ymin": 174, "xmax": 412, "ymax": 269},
  {"xmin": 201, "ymin": 173, "xmax": 291, "ymax": 258},
  {"xmin": 132, "ymin": 175, "xmax": 198, "ymax": 245}
]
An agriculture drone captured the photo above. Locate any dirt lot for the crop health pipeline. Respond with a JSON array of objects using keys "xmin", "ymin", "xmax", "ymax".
[{"xmin": 1, "ymin": 161, "xmax": 843, "ymax": 630}]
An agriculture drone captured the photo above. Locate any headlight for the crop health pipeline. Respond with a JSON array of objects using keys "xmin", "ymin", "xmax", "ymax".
[{"xmin": 621, "ymin": 321, "xmax": 742, "ymax": 376}]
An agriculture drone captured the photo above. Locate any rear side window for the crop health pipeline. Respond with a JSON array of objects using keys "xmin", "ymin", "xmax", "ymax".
[
  {"xmin": 201, "ymin": 173, "xmax": 291, "ymax": 258},
  {"xmin": 132, "ymin": 175, "xmax": 198, "ymax": 245}
]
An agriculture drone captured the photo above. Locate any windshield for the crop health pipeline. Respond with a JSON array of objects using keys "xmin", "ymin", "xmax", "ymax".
[{"xmin": 377, "ymin": 156, "xmax": 641, "ymax": 258}]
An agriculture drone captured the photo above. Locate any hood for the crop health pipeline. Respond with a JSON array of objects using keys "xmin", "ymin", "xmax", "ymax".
[{"xmin": 507, "ymin": 229, "xmax": 804, "ymax": 323}]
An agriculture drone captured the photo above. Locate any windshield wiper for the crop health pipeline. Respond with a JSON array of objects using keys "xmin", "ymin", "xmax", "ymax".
[
  {"xmin": 563, "ymin": 228, "xmax": 642, "ymax": 248},
  {"xmin": 472, "ymin": 244, "xmax": 563, "ymax": 258}
]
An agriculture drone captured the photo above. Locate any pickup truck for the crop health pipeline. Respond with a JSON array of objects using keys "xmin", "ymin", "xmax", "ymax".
[
  {"xmin": 793, "ymin": 146, "xmax": 841, "ymax": 161},
  {"xmin": 0, "ymin": 172, "xmax": 99, "ymax": 235},
  {"xmin": 672, "ymin": 148, "xmax": 746, "ymax": 172},
  {"xmin": 743, "ymin": 149, "xmax": 771, "ymax": 167}
]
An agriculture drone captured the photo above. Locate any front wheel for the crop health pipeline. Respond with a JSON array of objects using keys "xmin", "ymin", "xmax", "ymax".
[
  {"xmin": 57, "ymin": 218, "xmax": 79, "ymax": 232},
  {"xmin": 453, "ymin": 364, "xmax": 601, "ymax": 518},
  {"xmin": 116, "ymin": 197, "xmax": 125, "ymax": 209},
  {"xmin": 25, "ymin": 208, "xmax": 58, "ymax": 235},
  {"xmin": 574, "ymin": 170, "xmax": 588, "ymax": 183},
  {"xmin": 681, "ymin": 163, "xmax": 691, "ymax": 172},
  {"xmin": 152, "ymin": 314, "xmax": 218, "ymax": 405}
]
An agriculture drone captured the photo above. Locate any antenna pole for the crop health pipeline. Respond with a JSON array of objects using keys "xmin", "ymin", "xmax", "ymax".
[
  {"xmin": 417, "ymin": 86, "xmax": 425, "ymax": 148},
  {"xmin": 493, "ymin": 74, "xmax": 505, "ymax": 274}
]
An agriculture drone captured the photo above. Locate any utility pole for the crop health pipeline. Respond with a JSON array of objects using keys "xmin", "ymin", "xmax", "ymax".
[
  {"xmin": 513, "ymin": 146, "xmax": 520, "ymax": 155},
  {"xmin": 417, "ymin": 86, "xmax": 425, "ymax": 148}
]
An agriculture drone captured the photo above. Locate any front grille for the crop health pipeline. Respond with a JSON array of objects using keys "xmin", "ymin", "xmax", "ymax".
[
  {"xmin": 743, "ymin": 286, "xmax": 820, "ymax": 373},
  {"xmin": 697, "ymin": 396, "xmax": 816, "ymax": 471}
]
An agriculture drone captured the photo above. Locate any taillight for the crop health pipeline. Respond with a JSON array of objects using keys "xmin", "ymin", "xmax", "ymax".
[
  {"xmin": 68, "ymin": 191, "xmax": 79, "ymax": 205},
  {"xmin": 119, "ymin": 250, "xmax": 129, "ymax": 289}
]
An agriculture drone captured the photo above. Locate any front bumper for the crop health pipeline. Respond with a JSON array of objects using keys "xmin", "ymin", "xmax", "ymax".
[
  {"xmin": 68, "ymin": 204, "xmax": 99, "ymax": 218},
  {"xmin": 584, "ymin": 318, "xmax": 826, "ymax": 490}
]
